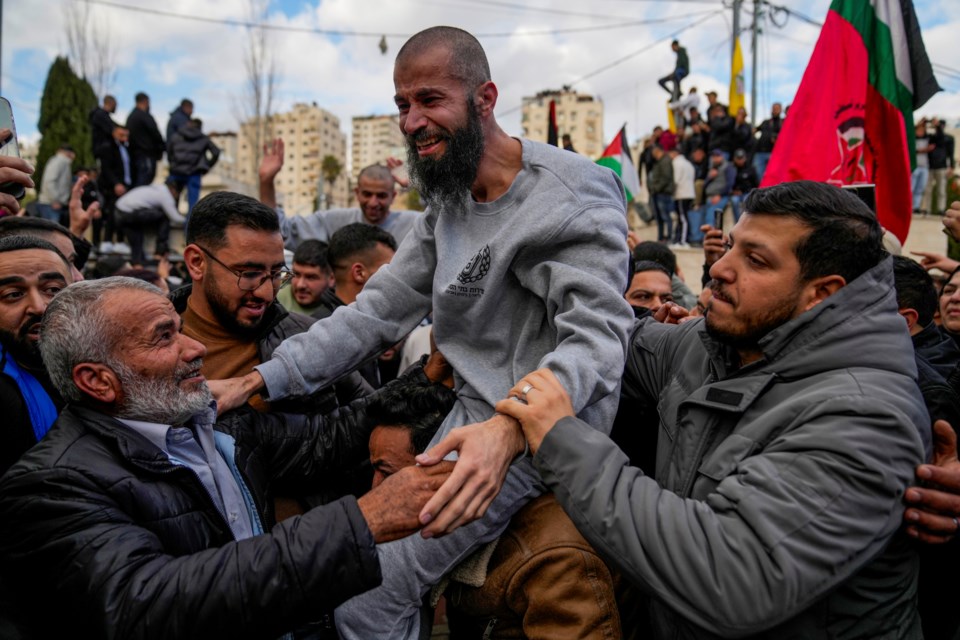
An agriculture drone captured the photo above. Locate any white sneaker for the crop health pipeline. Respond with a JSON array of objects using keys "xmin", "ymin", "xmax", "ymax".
[
  {"xmin": 99, "ymin": 241, "xmax": 115, "ymax": 254},
  {"xmin": 112, "ymin": 242, "xmax": 132, "ymax": 256}
]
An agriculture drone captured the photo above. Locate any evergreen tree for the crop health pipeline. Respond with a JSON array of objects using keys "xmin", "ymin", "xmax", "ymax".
[{"xmin": 36, "ymin": 56, "xmax": 97, "ymax": 183}]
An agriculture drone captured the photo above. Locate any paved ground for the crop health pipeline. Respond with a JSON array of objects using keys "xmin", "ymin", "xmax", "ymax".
[{"xmin": 630, "ymin": 207, "xmax": 953, "ymax": 296}]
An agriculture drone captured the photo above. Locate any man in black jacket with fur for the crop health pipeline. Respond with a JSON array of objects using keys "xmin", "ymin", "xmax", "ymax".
[{"xmin": 0, "ymin": 276, "xmax": 452, "ymax": 639}]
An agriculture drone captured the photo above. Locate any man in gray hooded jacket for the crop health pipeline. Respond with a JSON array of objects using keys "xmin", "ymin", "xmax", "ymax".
[{"xmin": 499, "ymin": 181, "xmax": 930, "ymax": 639}]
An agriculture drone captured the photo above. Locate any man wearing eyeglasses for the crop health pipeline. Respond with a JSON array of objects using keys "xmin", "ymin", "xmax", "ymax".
[{"xmin": 171, "ymin": 191, "xmax": 370, "ymax": 419}]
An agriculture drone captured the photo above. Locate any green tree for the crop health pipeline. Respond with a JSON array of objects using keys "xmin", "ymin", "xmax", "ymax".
[
  {"xmin": 36, "ymin": 57, "xmax": 97, "ymax": 183},
  {"xmin": 320, "ymin": 154, "xmax": 342, "ymax": 210},
  {"xmin": 405, "ymin": 187, "xmax": 425, "ymax": 211}
]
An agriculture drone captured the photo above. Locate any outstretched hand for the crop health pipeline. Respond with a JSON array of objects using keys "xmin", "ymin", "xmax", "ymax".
[
  {"xmin": 357, "ymin": 461, "xmax": 455, "ymax": 543},
  {"xmin": 701, "ymin": 225, "xmax": 726, "ymax": 267},
  {"xmin": 413, "ymin": 413, "xmax": 525, "ymax": 538},
  {"xmin": 944, "ymin": 201, "xmax": 960, "ymax": 242},
  {"xmin": 911, "ymin": 251, "xmax": 959, "ymax": 275},
  {"xmin": 386, "ymin": 157, "xmax": 409, "ymax": 188},
  {"xmin": 904, "ymin": 420, "xmax": 960, "ymax": 544},
  {"xmin": 208, "ymin": 370, "xmax": 265, "ymax": 416},
  {"xmin": 653, "ymin": 301, "xmax": 690, "ymax": 324},
  {"xmin": 69, "ymin": 175, "xmax": 101, "ymax": 236},
  {"xmin": 259, "ymin": 138, "xmax": 285, "ymax": 182},
  {"xmin": 494, "ymin": 368, "xmax": 574, "ymax": 456}
]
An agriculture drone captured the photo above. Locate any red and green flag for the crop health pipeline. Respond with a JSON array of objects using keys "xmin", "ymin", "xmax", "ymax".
[
  {"xmin": 761, "ymin": 0, "xmax": 940, "ymax": 242},
  {"xmin": 547, "ymin": 99, "xmax": 559, "ymax": 147},
  {"xmin": 597, "ymin": 126, "xmax": 641, "ymax": 202}
]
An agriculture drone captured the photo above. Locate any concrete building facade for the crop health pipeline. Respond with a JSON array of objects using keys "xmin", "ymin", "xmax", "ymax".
[
  {"xmin": 521, "ymin": 88, "xmax": 604, "ymax": 159},
  {"xmin": 237, "ymin": 102, "xmax": 349, "ymax": 215},
  {"xmin": 351, "ymin": 114, "xmax": 405, "ymax": 185}
]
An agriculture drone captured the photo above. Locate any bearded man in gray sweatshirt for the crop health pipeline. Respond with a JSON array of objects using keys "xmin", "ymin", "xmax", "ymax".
[{"xmin": 211, "ymin": 26, "xmax": 634, "ymax": 638}]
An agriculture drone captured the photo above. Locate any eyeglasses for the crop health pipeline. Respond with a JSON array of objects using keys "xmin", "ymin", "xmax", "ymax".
[{"xmin": 195, "ymin": 245, "xmax": 293, "ymax": 291}]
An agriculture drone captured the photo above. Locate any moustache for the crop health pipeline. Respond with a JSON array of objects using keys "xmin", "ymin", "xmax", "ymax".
[{"xmin": 19, "ymin": 314, "xmax": 44, "ymax": 339}]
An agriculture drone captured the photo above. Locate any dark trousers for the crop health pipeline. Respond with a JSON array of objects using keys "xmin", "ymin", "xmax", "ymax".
[
  {"xmin": 117, "ymin": 206, "xmax": 170, "ymax": 264},
  {"xmin": 652, "ymin": 193, "xmax": 675, "ymax": 242},
  {"xmin": 133, "ymin": 155, "xmax": 158, "ymax": 187},
  {"xmin": 657, "ymin": 67, "xmax": 688, "ymax": 100},
  {"xmin": 169, "ymin": 173, "xmax": 202, "ymax": 215},
  {"xmin": 674, "ymin": 198, "xmax": 693, "ymax": 243},
  {"xmin": 93, "ymin": 187, "xmax": 126, "ymax": 246}
]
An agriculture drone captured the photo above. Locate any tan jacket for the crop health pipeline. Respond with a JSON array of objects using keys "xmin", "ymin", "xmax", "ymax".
[{"xmin": 445, "ymin": 494, "xmax": 621, "ymax": 639}]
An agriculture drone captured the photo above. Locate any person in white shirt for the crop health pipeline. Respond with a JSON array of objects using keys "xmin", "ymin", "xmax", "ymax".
[{"xmin": 670, "ymin": 148, "xmax": 696, "ymax": 246}]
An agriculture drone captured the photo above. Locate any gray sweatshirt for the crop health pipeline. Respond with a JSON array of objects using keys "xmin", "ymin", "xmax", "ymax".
[
  {"xmin": 257, "ymin": 139, "xmax": 634, "ymax": 437},
  {"xmin": 277, "ymin": 206, "xmax": 421, "ymax": 249}
]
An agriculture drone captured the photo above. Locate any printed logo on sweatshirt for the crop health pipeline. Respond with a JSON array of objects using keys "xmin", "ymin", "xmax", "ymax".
[{"xmin": 445, "ymin": 245, "xmax": 490, "ymax": 299}]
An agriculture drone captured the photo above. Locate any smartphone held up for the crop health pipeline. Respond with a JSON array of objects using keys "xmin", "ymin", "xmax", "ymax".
[{"xmin": 0, "ymin": 97, "xmax": 26, "ymax": 202}]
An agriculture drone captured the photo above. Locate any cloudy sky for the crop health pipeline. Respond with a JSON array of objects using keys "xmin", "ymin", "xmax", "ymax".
[{"xmin": 3, "ymin": 0, "xmax": 958, "ymax": 158}]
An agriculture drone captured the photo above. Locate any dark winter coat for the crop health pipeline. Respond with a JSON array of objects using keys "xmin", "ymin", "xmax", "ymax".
[
  {"xmin": 126, "ymin": 108, "xmax": 165, "ymax": 161},
  {"xmin": 168, "ymin": 126, "xmax": 220, "ymax": 176},
  {"xmin": 0, "ymin": 400, "xmax": 382, "ymax": 639}
]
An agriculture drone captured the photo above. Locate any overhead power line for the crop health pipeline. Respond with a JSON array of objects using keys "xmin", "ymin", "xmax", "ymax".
[
  {"xmin": 497, "ymin": 8, "xmax": 725, "ymax": 117},
  {"xmin": 80, "ymin": 0, "xmax": 717, "ymax": 39}
]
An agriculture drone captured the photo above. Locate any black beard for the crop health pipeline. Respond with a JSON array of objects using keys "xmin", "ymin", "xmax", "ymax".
[
  {"xmin": 405, "ymin": 97, "xmax": 484, "ymax": 213},
  {"xmin": 202, "ymin": 278, "xmax": 267, "ymax": 340},
  {"xmin": 0, "ymin": 316, "xmax": 44, "ymax": 369},
  {"xmin": 704, "ymin": 286, "xmax": 800, "ymax": 355}
]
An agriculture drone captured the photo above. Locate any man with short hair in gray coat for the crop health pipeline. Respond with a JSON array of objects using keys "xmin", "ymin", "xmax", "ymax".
[{"xmin": 499, "ymin": 181, "xmax": 932, "ymax": 638}]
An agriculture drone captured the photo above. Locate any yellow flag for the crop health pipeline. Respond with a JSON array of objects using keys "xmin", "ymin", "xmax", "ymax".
[
  {"xmin": 666, "ymin": 100, "xmax": 677, "ymax": 133},
  {"xmin": 729, "ymin": 37, "xmax": 745, "ymax": 115}
]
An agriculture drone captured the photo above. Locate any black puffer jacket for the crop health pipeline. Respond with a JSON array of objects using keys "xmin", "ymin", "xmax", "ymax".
[
  {"xmin": 0, "ymin": 400, "xmax": 384, "ymax": 639},
  {"xmin": 168, "ymin": 125, "xmax": 220, "ymax": 176}
]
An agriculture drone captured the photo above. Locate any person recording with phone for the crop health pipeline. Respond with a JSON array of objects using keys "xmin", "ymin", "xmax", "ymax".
[{"xmin": 0, "ymin": 121, "xmax": 34, "ymax": 217}]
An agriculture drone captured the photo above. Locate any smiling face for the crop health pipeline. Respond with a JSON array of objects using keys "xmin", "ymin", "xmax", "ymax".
[
  {"xmin": 189, "ymin": 225, "xmax": 286, "ymax": 337},
  {"xmin": 104, "ymin": 288, "xmax": 211, "ymax": 424},
  {"xmin": 0, "ymin": 248, "xmax": 71, "ymax": 367},
  {"xmin": 706, "ymin": 214, "xmax": 818, "ymax": 363},
  {"xmin": 394, "ymin": 46, "xmax": 485, "ymax": 208},
  {"xmin": 355, "ymin": 174, "xmax": 396, "ymax": 226}
]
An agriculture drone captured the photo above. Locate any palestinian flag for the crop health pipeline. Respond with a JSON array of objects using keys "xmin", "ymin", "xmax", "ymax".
[
  {"xmin": 597, "ymin": 126, "xmax": 641, "ymax": 202},
  {"xmin": 761, "ymin": 0, "xmax": 940, "ymax": 243}
]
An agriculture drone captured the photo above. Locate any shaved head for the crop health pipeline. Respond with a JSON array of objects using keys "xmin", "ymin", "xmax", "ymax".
[
  {"xmin": 396, "ymin": 26, "xmax": 491, "ymax": 91},
  {"xmin": 358, "ymin": 164, "xmax": 393, "ymax": 183}
]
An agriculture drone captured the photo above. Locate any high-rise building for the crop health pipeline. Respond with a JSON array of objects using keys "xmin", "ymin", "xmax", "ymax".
[
  {"xmin": 521, "ymin": 88, "xmax": 604, "ymax": 159},
  {"xmin": 208, "ymin": 131, "xmax": 238, "ymax": 184},
  {"xmin": 237, "ymin": 102, "xmax": 349, "ymax": 215},
  {"xmin": 351, "ymin": 114, "xmax": 404, "ymax": 185}
]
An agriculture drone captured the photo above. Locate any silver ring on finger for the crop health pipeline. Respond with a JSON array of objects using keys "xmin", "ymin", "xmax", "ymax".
[{"xmin": 520, "ymin": 383, "xmax": 534, "ymax": 402}]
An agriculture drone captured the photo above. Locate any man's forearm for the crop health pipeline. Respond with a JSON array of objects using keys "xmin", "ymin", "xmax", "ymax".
[{"xmin": 260, "ymin": 178, "xmax": 277, "ymax": 210}]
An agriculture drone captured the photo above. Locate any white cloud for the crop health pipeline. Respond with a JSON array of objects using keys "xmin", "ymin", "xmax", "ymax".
[{"xmin": 2, "ymin": 0, "xmax": 956, "ymax": 154}]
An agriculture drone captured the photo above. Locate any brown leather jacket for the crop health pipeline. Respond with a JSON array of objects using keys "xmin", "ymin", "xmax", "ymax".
[{"xmin": 445, "ymin": 494, "xmax": 621, "ymax": 639}]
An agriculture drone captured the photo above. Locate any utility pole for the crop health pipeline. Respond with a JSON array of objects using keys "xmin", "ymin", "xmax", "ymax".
[
  {"xmin": 732, "ymin": 0, "xmax": 742, "ymax": 61},
  {"xmin": 751, "ymin": 0, "xmax": 760, "ymax": 126},
  {"xmin": 731, "ymin": 0, "xmax": 742, "ymax": 119}
]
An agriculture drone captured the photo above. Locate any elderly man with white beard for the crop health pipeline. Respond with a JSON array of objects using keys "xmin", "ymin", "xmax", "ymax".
[{"xmin": 0, "ymin": 276, "xmax": 454, "ymax": 639}]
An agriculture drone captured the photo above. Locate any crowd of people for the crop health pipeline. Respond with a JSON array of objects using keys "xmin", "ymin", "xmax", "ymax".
[
  {"xmin": 0, "ymin": 24, "xmax": 960, "ymax": 640},
  {"xmin": 640, "ymin": 86, "xmax": 782, "ymax": 248},
  {"xmin": 39, "ymin": 92, "xmax": 220, "ymax": 264}
]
